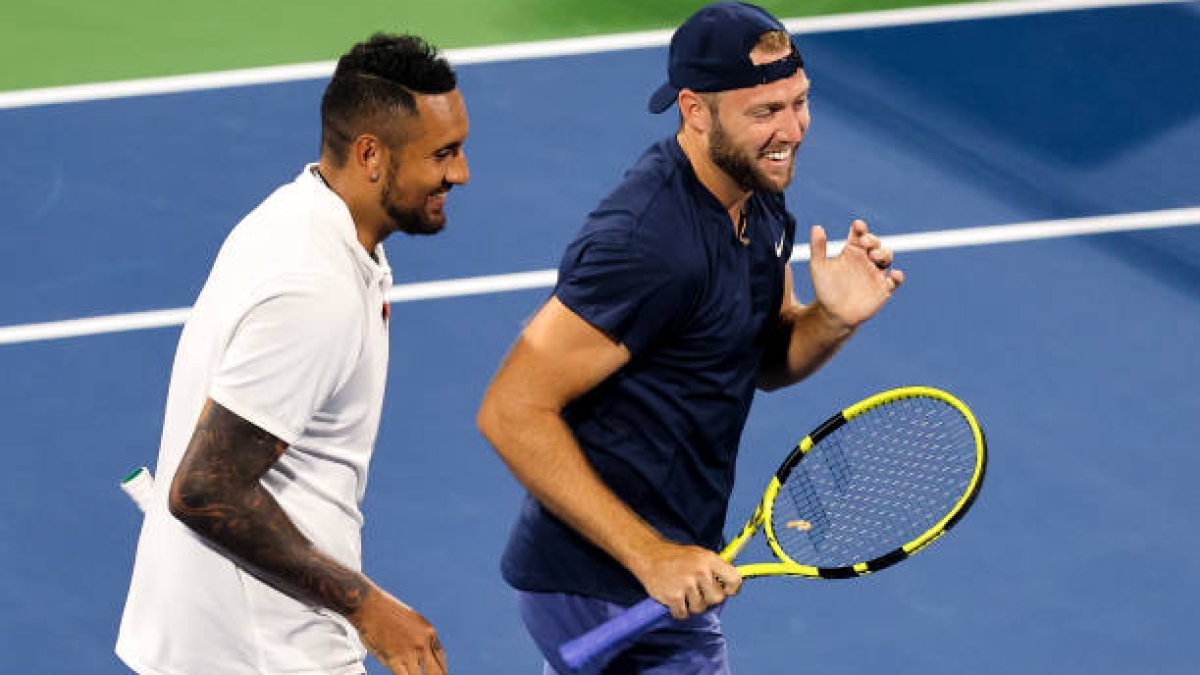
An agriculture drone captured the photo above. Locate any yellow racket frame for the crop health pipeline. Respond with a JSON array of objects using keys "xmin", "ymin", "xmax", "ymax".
[{"xmin": 720, "ymin": 386, "xmax": 987, "ymax": 579}]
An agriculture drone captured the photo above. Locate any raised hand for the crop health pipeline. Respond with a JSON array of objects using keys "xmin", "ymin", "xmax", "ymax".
[{"xmin": 808, "ymin": 220, "xmax": 904, "ymax": 330}]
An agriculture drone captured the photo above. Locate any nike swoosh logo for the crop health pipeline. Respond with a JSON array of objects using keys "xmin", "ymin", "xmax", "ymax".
[{"xmin": 775, "ymin": 233, "xmax": 786, "ymax": 258}]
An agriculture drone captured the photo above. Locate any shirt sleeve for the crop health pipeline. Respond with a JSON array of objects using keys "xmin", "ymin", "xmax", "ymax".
[
  {"xmin": 208, "ymin": 273, "xmax": 362, "ymax": 444},
  {"xmin": 554, "ymin": 221, "xmax": 696, "ymax": 356}
]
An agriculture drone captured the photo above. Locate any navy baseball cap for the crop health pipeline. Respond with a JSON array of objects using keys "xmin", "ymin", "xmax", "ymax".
[{"xmin": 648, "ymin": 1, "xmax": 804, "ymax": 114}]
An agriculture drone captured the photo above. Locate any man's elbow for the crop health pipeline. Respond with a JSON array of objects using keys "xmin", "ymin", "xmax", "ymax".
[
  {"xmin": 166, "ymin": 473, "xmax": 216, "ymax": 533},
  {"xmin": 476, "ymin": 388, "xmax": 507, "ymax": 447},
  {"xmin": 757, "ymin": 358, "xmax": 795, "ymax": 392},
  {"xmin": 757, "ymin": 371, "xmax": 792, "ymax": 393},
  {"xmin": 757, "ymin": 377, "xmax": 785, "ymax": 393},
  {"xmin": 478, "ymin": 385, "xmax": 543, "ymax": 459}
]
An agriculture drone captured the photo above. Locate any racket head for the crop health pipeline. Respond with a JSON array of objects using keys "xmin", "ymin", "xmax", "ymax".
[{"xmin": 742, "ymin": 386, "xmax": 986, "ymax": 579}]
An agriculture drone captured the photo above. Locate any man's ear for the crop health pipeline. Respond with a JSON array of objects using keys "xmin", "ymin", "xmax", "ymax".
[
  {"xmin": 678, "ymin": 89, "xmax": 714, "ymax": 135},
  {"xmin": 352, "ymin": 134, "xmax": 384, "ymax": 182}
]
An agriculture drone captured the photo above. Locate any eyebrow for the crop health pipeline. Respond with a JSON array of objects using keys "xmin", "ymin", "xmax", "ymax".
[
  {"xmin": 430, "ymin": 139, "xmax": 465, "ymax": 156},
  {"xmin": 748, "ymin": 90, "xmax": 810, "ymax": 114}
]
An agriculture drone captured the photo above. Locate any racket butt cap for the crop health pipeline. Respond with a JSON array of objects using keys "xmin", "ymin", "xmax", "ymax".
[{"xmin": 120, "ymin": 466, "xmax": 155, "ymax": 513}]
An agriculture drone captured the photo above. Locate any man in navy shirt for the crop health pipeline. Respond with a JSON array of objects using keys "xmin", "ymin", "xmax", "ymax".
[{"xmin": 478, "ymin": 3, "xmax": 904, "ymax": 673}]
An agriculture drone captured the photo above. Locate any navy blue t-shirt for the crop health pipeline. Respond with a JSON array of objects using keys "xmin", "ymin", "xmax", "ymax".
[{"xmin": 501, "ymin": 136, "xmax": 796, "ymax": 604}]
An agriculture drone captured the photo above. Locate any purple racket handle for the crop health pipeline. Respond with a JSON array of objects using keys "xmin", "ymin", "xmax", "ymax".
[{"xmin": 558, "ymin": 597, "xmax": 672, "ymax": 673}]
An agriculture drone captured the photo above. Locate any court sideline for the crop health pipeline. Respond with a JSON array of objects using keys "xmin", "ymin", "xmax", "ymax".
[{"xmin": 0, "ymin": 2, "xmax": 1198, "ymax": 673}]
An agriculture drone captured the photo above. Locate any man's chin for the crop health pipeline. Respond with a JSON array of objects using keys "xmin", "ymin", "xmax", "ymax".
[
  {"xmin": 755, "ymin": 167, "xmax": 795, "ymax": 194},
  {"xmin": 404, "ymin": 220, "xmax": 445, "ymax": 236},
  {"xmin": 389, "ymin": 208, "xmax": 447, "ymax": 236},
  {"xmin": 420, "ymin": 210, "xmax": 448, "ymax": 234}
]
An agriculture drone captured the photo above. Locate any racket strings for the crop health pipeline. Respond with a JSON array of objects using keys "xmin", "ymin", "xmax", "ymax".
[{"xmin": 770, "ymin": 395, "xmax": 978, "ymax": 568}]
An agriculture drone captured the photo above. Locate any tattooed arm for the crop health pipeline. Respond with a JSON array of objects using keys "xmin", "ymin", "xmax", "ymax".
[{"xmin": 169, "ymin": 399, "xmax": 448, "ymax": 675}]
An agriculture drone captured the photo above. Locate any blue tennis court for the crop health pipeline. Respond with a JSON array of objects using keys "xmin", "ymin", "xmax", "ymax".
[{"xmin": 1, "ymin": 2, "xmax": 1198, "ymax": 673}]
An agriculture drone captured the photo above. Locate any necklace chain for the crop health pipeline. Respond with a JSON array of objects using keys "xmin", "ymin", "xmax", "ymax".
[
  {"xmin": 312, "ymin": 165, "xmax": 332, "ymax": 189},
  {"xmin": 737, "ymin": 209, "xmax": 750, "ymax": 246}
]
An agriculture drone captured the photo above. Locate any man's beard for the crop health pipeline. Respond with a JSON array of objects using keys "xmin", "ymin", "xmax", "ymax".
[
  {"xmin": 380, "ymin": 162, "xmax": 446, "ymax": 236},
  {"xmin": 708, "ymin": 116, "xmax": 792, "ymax": 194}
]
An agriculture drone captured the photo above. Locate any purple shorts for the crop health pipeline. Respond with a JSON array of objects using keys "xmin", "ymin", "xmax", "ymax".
[{"xmin": 515, "ymin": 590, "xmax": 730, "ymax": 675}]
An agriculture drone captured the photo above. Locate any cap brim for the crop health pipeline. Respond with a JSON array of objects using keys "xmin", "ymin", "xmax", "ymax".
[{"xmin": 647, "ymin": 82, "xmax": 680, "ymax": 114}]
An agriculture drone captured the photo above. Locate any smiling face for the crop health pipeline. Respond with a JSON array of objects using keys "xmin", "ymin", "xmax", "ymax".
[
  {"xmin": 377, "ymin": 88, "xmax": 470, "ymax": 236},
  {"xmin": 703, "ymin": 44, "xmax": 811, "ymax": 195}
]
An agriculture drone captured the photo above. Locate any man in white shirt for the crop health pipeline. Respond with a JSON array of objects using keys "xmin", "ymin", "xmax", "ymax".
[{"xmin": 116, "ymin": 33, "xmax": 469, "ymax": 675}]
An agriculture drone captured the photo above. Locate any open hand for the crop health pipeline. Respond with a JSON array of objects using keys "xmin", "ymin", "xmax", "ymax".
[{"xmin": 808, "ymin": 220, "xmax": 904, "ymax": 330}]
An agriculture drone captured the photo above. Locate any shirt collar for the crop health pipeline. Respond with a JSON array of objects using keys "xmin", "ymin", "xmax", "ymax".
[
  {"xmin": 665, "ymin": 138, "xmax": 754, "ymax": 246},
  {"xmin": 300, "ymin": 164, "xmax": 393, "ymax": 291}
]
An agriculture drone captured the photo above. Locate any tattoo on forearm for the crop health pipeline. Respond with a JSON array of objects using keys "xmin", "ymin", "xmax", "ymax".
[{"xmin": 170, "ymin": 400, "xmax": 369, "ymax": 616}]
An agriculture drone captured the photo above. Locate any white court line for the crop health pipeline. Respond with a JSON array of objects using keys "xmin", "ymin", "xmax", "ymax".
[
  {"xmin": 0, "ymin": 0, "xmax": 1189, "ymax": 109},
  {"xmin": 789, "ymin": 208, "xmax": 1200, "ymax": 260},
  {"xmin": 1, "ymin": 207, "xmax": 1196, "ymax": 346}
]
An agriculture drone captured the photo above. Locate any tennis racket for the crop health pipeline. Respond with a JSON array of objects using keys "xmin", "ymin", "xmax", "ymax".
[{"xmin": 558, "ymin": 385, "xmax": 987, "ymax": 673}]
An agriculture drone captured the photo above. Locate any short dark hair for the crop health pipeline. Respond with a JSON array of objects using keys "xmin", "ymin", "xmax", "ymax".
[{"xmin": 320, "ymin": 33, "xmax": 457, "ymax": 165}]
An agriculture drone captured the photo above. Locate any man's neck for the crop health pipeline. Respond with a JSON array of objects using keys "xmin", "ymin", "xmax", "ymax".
[
  {"xmin": 676, "ymin": 131, "xmax": 751, "ymax": 226},
  {"xmin": 315, "ymin": 159, "xmax": 385, "ymax": 256}
]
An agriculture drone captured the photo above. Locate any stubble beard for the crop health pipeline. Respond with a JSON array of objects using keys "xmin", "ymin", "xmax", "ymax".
[
  {"xmin": 708, "ymin": 116, "xmax": 793, "ymax": 195},
  {"xmin": 380, "ymin": 160, "xmax": 446, "ymax": 237}
]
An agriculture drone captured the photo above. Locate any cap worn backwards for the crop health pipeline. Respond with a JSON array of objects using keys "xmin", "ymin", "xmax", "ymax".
[{"xmin": 648, "ymin": 1, "xmax": 805, "ymax": 114}]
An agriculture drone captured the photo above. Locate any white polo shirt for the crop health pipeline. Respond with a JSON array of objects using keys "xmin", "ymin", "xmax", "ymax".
[{"xmin": 117, "ymin": 166, "xmax": 392, "ymax": 675}]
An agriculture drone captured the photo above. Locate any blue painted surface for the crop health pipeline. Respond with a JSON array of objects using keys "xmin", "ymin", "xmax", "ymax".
[{"xmin": 0, "ymin": 4, "xmax": 1198, "ymax": 673}]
